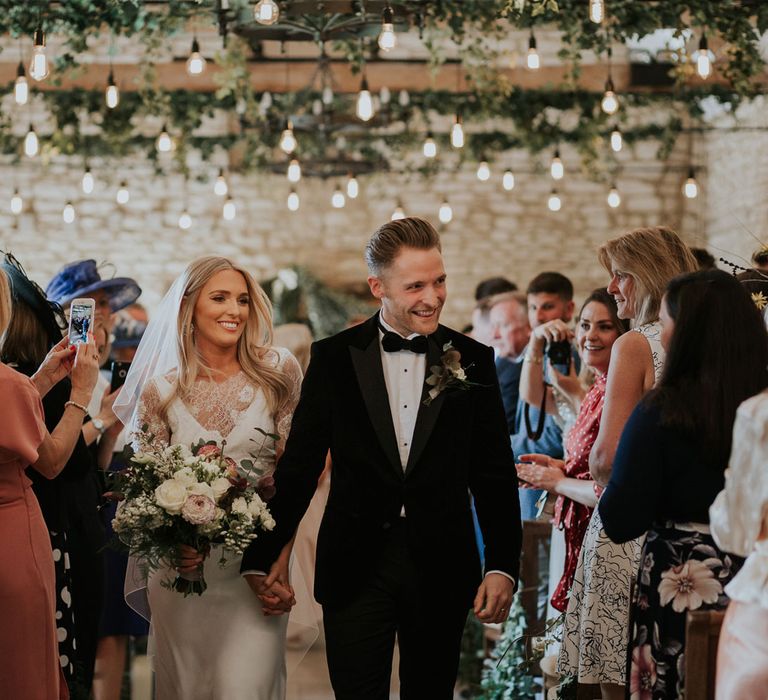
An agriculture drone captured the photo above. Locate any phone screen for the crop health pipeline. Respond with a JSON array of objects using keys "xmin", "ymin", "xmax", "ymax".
[{"xmin": 68, "ymin": 302, "xmax": 94, "ymax": 345}]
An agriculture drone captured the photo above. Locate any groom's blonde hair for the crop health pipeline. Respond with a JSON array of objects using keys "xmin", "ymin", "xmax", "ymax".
[
  {"xmin": 159, "ymin": 256, "xmax": 292, "ymax": 422},
  {"xmin": 365, "ymin": 217, "xmax": 441, "ymax": 275}
]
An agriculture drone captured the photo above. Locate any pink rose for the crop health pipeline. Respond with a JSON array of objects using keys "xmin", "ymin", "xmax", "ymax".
[
  {"xmin": 257, "ymin": 475, "xmax": 276, "ymax": 501},
  {"xmin": 181, "ymin": 494, "xmax": 217, "ymax": 525}
]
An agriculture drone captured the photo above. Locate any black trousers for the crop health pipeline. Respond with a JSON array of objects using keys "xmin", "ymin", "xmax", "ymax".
[{"xmin": 323, "ymin": 519, "xmax": 469, "ymax": 700}]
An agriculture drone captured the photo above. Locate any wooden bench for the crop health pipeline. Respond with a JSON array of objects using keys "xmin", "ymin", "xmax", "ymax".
[{"xmin": 685, "ymin": 609, "xmax": 726, "ymax": 700}]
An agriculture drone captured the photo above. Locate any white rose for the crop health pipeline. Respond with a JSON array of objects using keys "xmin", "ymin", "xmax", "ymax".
[
  {"xmin": 262, "ymin": 516, "xmax": 276, "ymax": 531},
  {"xmin": 154, "ymin": 479, "xmax": 187, "ymax": 514},
  {"xmin": 454, "ymin": 368, "xmax": 466, "ymax": 381},
  {"xmin": 231, "ymin": 497, "xmax": 249, "ymax": 515},
  {"xmin": 131, "ymin": 453, "xmax": 154, "ymax": 464},
  {"xmin": 247, "ymin": 495, "xmax": 265, "ymax": 517},
  {"xmin": 173, "ymin": 467, "xmax": 197, "ymax": 488},
  {"xmin": 188, "ymin": 482, "xmax": 215, "ymax": 501},
  {"xmin": 211, "ymin": 477, "xmax": 232, "ymax": 501}
]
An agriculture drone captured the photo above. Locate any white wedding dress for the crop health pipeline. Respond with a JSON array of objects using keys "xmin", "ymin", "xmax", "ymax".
[{"xmin": 130, "ymin": 348, "xmax": 305, "ymax": 700}]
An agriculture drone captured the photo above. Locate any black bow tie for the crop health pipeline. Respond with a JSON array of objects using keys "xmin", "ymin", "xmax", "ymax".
[{"xmin": 379, "ymin": 325, "xmax": 428, "ymax": 354}]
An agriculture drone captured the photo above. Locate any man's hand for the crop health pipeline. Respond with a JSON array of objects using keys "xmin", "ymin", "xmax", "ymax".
[
  {"xmin": 244, "ymin": 574, "xmax": 296, "ymax": 616},
  {"xmin": 473, "ymin": 573, "xmax": 514, "ymax": 624}
]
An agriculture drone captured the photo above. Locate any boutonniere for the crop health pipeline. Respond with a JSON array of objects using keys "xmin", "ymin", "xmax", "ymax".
[{"xmin": 424, "ymin": 342, "xmax": 477, "ymax": 405}]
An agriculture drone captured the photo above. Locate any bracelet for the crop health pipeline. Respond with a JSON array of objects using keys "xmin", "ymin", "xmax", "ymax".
[
  {"xmin": 524, "ymin": 353, "xmax": 543, "ymax": 364},
  {"xmin": 64, "ymin": 400, "xmax": 89, "ymax": 415}
]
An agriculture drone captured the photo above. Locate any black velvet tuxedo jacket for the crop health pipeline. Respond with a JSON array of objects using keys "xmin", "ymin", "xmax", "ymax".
[{"xmin": 241, "ymin": 313, "xmax": 522, "ymax": 608}]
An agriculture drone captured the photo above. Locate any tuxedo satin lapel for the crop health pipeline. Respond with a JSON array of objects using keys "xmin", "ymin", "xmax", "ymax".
[
  {"xmin": 350, "ymin": 332, "xmax": 403, "ymax": 476},
  {"xmin": 405, "ymin": 331, "xmax": 447, "ymax": 476}
]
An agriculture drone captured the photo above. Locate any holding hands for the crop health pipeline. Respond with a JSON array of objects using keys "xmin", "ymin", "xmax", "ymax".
[{"xmin": 516, "ymin": 453, "xmax": 566, "ymax": 492}]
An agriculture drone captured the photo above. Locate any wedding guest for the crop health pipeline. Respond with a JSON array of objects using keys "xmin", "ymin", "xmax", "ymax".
[
  {"xmin": 711, "ymin": 388, "xmax": 768, "ymax": 699},
  {"xmin": 600, "ymin": 269, "xmax": 768, "ymax": 699},
  {"xmin": 752, "ymin": 245, "xmax": 768, "ymax": 272},
  {"xmin": 690, "ymin": 246, "xmax": 716, "ymax": 270},
  {"xmin": 470, "ymin": 276, "xmax": 517, "ymax": 347},
  {"xmin": 475, "ymin": 276, "xmax": 517, "ymax": 300},
  {"xmin": 488, "ymin": 291, "xmax": 531, "ymax": 432},
  {"xmin": 0, "ymin": 264, "xmax": 100, "ymax": 700},
  {"xmin": 511, "ymin": 272, "xmax": 575, "ymax": 520},
  {"xmin": 517, "ymin": 289, "xmax": 628, "ymax": 612},
  {"xmin": 558, "ymin": 227, "xmax": 696, "ymax": 700}
]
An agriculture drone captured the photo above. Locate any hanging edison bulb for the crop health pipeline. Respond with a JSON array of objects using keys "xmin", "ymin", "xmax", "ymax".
[
  {"xmin": 423, "ymin": 131, "xmax": 437, "ymax": 158},
  {"xmin": 331, "ymin": 184, "xmax": 346, "ymax": 209},
  {"xmin": 178, "ymin": 210, "xmax": 192, "ymax": 230},
  {"xmin": 398, "ymin": 90, "xmax": 410, "ymax": 107},
  {"xmin": 116, "ymin": 181, "xmax": 130, "ymax": 205},
  {"xmin": 601, "ymin": 76, "xmax": 619, "ymax": 115},
  {"xmin": 213, "ymin": 168, "xmax": 229, "ymax": 197},
  {"xmin": 356, "ymin": 76, "xmax": 374, "ymax": 122},
  {"xmin": 438, "ymin": 198, "xmax": 453, "ymax": 224},
  {"xmin": 589, "ymin": 0, "xmax": 605, "ymax": 23},
  {"xmin": 683, "ymin": 168, "xmax": 698, "ymax": 199},
  {"xmin": 287, "ymin": 188, "xmax": 300, "ymax": 211},
  {"xmin": 378, "ymin": 5, "xmax": 396, "ymax": 52},
  {"xmin": 379, "ymin": 86, "xmax": 391, "ymax": 105},
  {"xmin": 391, "ymin": 202, "xmax": 405, "ymax": 221},
  {"xmin": 279, "ymin": 120, "xmax": 297, "ymax": 154},
  {"xmin": 29, "ymin": 27, "xmax": 49, "ymax": 81},
  {"xmin": 82, "ymin": 168, "xmax": 95, "ymax": 195},
  {"xmin": 223, "ymin": 196, "xmax": 237, "ymax": 221},
  {"xmin": 693, "ymin": 34, "xmax": 715, "ymax": 80},
  {"xmin": 607, "ymin": 184, "xmax": 621, "ymax": 208},
  {"xmin": 287, "ymin": 159, "xmax": 301, "ymax": 183},
  {"xmin": 451, "ymin": 115, "xmax": 464, "ymax": 149},
  {"xmin": 526, "ymin": 31, "xmax": 540, "ymax": 70},
  {"xmin": 24, "ymin": 124, "xmax": 39, "ymax": 158},
  {"xmin": 62, "ymin": 201, "xmax": 76, "ymax": 224},
  {"xmin": 254, "ymin": 0, "xmax": 280, "ymax": 25},
  {"xmin": 476, "ymin": 161, "xmax": 491, "ymax": 182},
  {"xmin": 156, "ymin": 124, "xmax": 174, "ymax": 153},
  {"xmin": 610, "ymin": 126, "xmax": 623, "ymax": 153},
  {"xmin": 14, "ymin": 62, "xmax": 28, "ymax": 105},
  {"xmin": 548, "ymin": 189, "xmax": 562, "ymax": 212},
  {"xmin": 186, "ymin": 37, "xmax": 206, "ymax": 76},
  {"xmin": 502, "ymin": 170, "xmax": 515, "ymax": 191},
  {"xmin": 550, "ymin": 149, "xmax": 564, "ymax": 180},
  {"xmin": 105, "ymin": 69, "xmax": 119, "ymax": 109},
  {"xmin": 10, "ymin": 188, "xmax": 23, "ymax": 216},
  {"xmin": 346, "ymin": 174, "xmax": 359, "ymax": 199}
]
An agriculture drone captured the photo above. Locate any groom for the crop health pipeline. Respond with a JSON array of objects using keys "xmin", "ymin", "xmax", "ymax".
[{"xmin": 243, "ymin": 217, "xmax": 521, "ymax": 698}]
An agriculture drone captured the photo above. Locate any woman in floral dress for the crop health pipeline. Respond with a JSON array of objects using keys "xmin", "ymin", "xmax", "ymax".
[{"xmin": 600, "ymin": 270, "xmax": 768, "ymax": 699}]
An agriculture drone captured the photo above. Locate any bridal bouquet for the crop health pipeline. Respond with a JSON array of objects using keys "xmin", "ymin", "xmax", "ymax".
[{"xmin": 112, "ymin": 429, "xmax": 277, "ymax": 595}]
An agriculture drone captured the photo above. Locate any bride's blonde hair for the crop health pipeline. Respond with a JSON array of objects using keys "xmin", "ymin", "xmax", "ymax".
[{"xmin": 160, "ymin": 256, "xmax": 292, "ymax": 422}]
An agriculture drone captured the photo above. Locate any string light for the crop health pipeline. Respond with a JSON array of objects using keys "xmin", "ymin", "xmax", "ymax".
[
  {"xmin": 693, "ymin": 34, "xmax": 715, "ymax": 80},
  {"xmin": 81, "ymin": 168, "xmax": 95, "ymax": 195},
  {"xmin": 356, "ymin": 76, "xmax": 374, "ymax": 121},
  {"xmin": 423, "ymin": 131, "xmax": 437, "ymax": 158},
  {"xmin": 550, "ymin": 149, "xmax": 564, "ymax": 180},
  {"xmin": 287, "ymin": 188, "xmax": 300, "ymax": 211},
  {"xmin": 683, "ymin": 168, "xmax": 698, "ymax": 199},
  {"xmin": 213, "ymin": 168, "xmax": 229, "ymax": 196},
  {"xmin": 331, "ymin": 184, "xmax": 346, "ymax": 209},
  {"xmin": 610, "ymin": 126, "xmax": 623, "ymax": 153},
  {"xmin": 322, "ymin": 86, "xmax": 334, "ymax": 105},
  {"xmin": 24, "ymin": 124, "xmax": 39, "ymax": 158},
  {"xmin": 14, "ymin": 62, "xmax": 28, "ymax": 105},
  {"xmin": 607, "ymin": 184, "xmax": 621, "ymax": 208},
  {"xmin": 259, "ymin": 91, "xmax": 273, "ymax": 112},
  {"xmin": 379, "ymin": 86, "xmax": 391, "ymax": 105},
  {"xmin": 391, "ymin": 202, "xmax": 405, "ymax": 220},
  {"xmin": 451, "ymin": 115, "xmax": 464, "ymax": 149},
  {"xmin": 346, "ymin": 174, "xmax": 359, "ymax": 199},
  {"xmin": 398, "ymin": 90, "xmax": 410, "ymax": 107},
  {"xmin": 547, "ymin": 189, "xmax": 562, "ymax": 212},
  {"xmin": 155, "ymin": 124, "xmax": 174, "ymax": 153},
  {"xmin": 178, "ymin": 210, "xmax": 192, "ymax": 230},
  {"xmin": 378, "ymin": 4, "xmax": 396, "ymax": 52},
  {"xmin": 105, "ymin": 69, "xmax": 119, "ymax": 109},
  {"xmin": 601, "ymin": 76, "xmax": 619, "ymax": 115},
  {"xmin": 502, "ymin": 170, "xmax": 515, "ymax": 191},
  {"xmin": 526, "ymin": 31, "xmax": 540, "ymax": 71},
  {"xmin": 116, "ymin": 181, "xmax": 130, "ymax": 205},
  {"xmin": 438, "ymin": 198, "xmax": 453, "ymax": 224},
  {"xmin": 186, "ymin": 37, "xmax": 206, "ymax": 76},
  {"xmin": 29, "ymin": 27, "xmax": 49, "ymax": 81},
  {"xmin": 476, "ymin": 161, "xmax": 490, "ymax": 182},
  {"xmin": 287, "ymin": 159, "xmax": 301, "ymax": 183},
  {"xmin": 254, "ymin": 0, "xmax": 279, "ymax": 25},
  {"xmin": 10, "ymin": 188, "xmax": 23, "ymax": 215},
  {"xmin": 223, "ymin": 196, "xmax": 237, "ymax": 221},
  {"xmin": 589, "ymin": 0, "xmax": 605, "ymax": 24},
  {"xmin": 279, "ymin": 120, "xmax": 297, "ymax": 154},
  {"xmin": 62, "ymin": 201, "xmax": 76, "ymax": 224}
]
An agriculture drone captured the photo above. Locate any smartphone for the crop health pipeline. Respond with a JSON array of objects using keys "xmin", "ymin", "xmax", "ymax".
[
  {"xmin": 110, "ymin": 361, "xmax": 131, "ymax": 392},
  {"xmin": 68, "ymin": 298, "xmax": 95, "ymax": 346}
]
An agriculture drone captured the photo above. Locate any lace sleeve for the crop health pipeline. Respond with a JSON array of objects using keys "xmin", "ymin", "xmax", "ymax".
[
  {"xmin": 273, "ymin": 350, "xmax": 303, "ymax": 461},
  {"xmin": 130, "ymin": 379, "xmax": 171, "ymax": 451}
]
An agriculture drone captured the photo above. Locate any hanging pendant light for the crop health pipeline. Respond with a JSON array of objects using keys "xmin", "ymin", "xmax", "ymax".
[
  {"xmin": 356, "ymin": 76, "xmax": 374, "ymax": 122},
  {"xmin": 601, "ymin": 75, "xmax": 619, "ymax": 115},
  {"xmin": 186, "ymin": 37, "xmax": 206, "ymax": 76},
  {"xmin": 29, "ymin": 27, "xmax": 49, "ymax": 81},
  {"xmin": 105, "ymin": 69, "xmax": 120, "ymax": 109},
  {"xmin": 254, "ymin": 0, "xmax": 279, "ymax": 25},
  {"xmin": 14, "ymin": 62, "xmax": 28, "ymax": 105},
  {"xmin": 526, "ymin": 31, "xmax": 540, "ymax": 70},
  {"xmin": 378, "ymin": 4, "xmax": 396, "ymax": 52}
]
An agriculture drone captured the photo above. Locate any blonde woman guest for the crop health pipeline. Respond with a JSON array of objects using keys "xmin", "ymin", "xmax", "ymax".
[
  {"xmin": 558, "ymin": 227, "xmax": 697, "ymax": 700},
  {"xmin": 114, "ymin": 257, "xmax": 304, "ymax": 700},
  {"xmin": 0, "ymin": 266, "xmax": 100, "ymax": 699}
]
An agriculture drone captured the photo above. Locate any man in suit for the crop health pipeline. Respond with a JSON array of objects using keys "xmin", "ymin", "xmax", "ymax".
[{"xmin": 243, "ymin": 217, "xmax": 522, "ymax": 699}]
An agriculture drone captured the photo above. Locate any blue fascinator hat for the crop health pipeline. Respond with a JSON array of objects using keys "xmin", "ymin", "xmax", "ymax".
[{"xmin": 46, "ymin": 259, "xmax": 141, "ymax": 313}]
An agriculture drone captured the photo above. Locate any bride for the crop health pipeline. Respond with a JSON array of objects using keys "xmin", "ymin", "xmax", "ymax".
[{"xmin": 114, "ymin": 256, "xmax": 304, "ymax": 699}]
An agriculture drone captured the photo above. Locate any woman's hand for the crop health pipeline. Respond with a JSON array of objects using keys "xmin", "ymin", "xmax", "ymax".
[
  {"xmin": 549, "ymin": 359, "xmax": 586, "ymax": 408},
  {"xmin": 176, "ymin": 544, "xmax": 205, "ymax": 574},
  {"xmin": 516, "ymin": 453, "xmax": 566, "ymax": 493},
  {"xmin": 532, "ymin": 319, "xmax": 574, "ymax": 346},
  {"xmin": 31, "ymin": 336, "xmax": 77, "ymax": 398},
  {"xmin": 69, "ymin": 334, "xmax": 101, "ymax": 406}
]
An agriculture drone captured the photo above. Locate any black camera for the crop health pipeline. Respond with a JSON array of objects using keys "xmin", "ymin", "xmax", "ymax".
[{"xmin": 546, "ymin": 340, "xmax": 571, "ymax": 371}]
